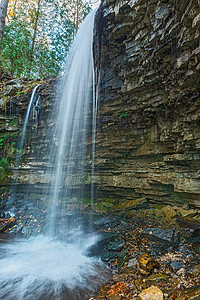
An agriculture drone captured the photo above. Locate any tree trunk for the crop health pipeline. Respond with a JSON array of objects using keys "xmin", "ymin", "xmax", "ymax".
[
  {"xmin": 27, "ymin": 0, "xmax": 42, "ymax": 77},
  {"xmin": 0, "ymin": 0, "xmax": 9, "ymax": 42}
]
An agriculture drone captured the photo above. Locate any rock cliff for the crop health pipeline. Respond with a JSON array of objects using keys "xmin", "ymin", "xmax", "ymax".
[
  {"xmin": 0, "ymin": 0, "xmax": 200, "ymax": 208},
  {"xmin": 93, "ymin": 0, "xmax": 200, "ymax": 207}
]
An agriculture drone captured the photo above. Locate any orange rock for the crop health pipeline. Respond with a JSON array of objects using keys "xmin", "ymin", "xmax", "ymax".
[{"xmin": 138, "ymin": 254, "xmax": 159, "ymax": 275}]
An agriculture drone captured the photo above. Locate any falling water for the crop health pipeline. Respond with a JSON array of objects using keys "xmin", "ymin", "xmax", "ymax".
[
  {"xmin": 33, "ymin": 95, "xmax": 41, "ymax": 127},
  {"xmin": 0, "ymin": 10, "xmax": 109, "ymax": 300},
  {"xmin": 47, "ymin": 10, "xmax": 97, "ymax": 235},
  {"xmin": 15, "ymin": 84, "xmax": 40, "ymax": 166},
  {"xmin": 19, "ymin": 85, "xmax": 40, "ymax": 150}
]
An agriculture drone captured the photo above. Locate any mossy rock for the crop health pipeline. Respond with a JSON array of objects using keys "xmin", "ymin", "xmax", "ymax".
[
  {"xmin": 177, "ymin": 285, "xmax": 200, "ymax": 299},
  {"xmin": 110, "ymin": 198, "xmax": 145, "ymax": 212}
]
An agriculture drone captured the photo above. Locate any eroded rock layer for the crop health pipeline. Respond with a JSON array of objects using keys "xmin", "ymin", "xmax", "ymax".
[{"xmin": 93, "ymin": 0, "xmax": 200, "ymax": 207}]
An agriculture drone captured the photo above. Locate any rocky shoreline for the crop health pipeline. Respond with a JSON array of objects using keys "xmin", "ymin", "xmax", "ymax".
[{"xmin": 0, "ymin": 192, "xmax": 200, "ymax": 299}]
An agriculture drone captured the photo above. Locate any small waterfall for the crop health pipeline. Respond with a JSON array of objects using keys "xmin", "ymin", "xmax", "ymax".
[
  {"xmin": 16, "ymin": 84, "xmax": 41, "ymax": 166},
  {"xmin": 33, "ymin": 95, "xmax": 41, "ymax": 128}
]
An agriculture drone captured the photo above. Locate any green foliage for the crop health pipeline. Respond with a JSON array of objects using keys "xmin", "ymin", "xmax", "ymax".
[
  {"xmin": 119, "ymin": 113, "xmax": 128, "ymax": 119},
  {"xmin": 115, "ymin": 112, "xmax": 128, "ymax": 119},
  {"xmin": 0, "ymin": 138, "xmax": 4, "ymax": 149},
  {"xmin": 0, "ymin": 20, "xmax": 32, "ymax": 77},
  {"xmin": 0, "ymin": 158, "xmax": 9, "ymax": 169},
  {"xmin": 0, "ymin": 0, "xmax": 91, "ymax": 79},
  {"xmin": 8, "ymin": 118, "xmax": 18, "ymax": 126}
]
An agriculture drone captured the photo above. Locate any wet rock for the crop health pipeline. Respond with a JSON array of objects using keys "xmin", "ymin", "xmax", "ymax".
[
  {"xmin": 107, "ymin": 295, "xmax": 121, "ymax": 300},
  {"xmin": 107, "ymin": 241, "xmax": 124, "ymax": 251},
  {"xmin": 101, "ymin": 251, "xmax": 118, "ymax": 262},
  {"xmin": 138, "ymin": 285, "xmax": 163, "ymax": 300},
  {"xmin": 161, "ymin": 205, "xmax": 177, "ymax": 219},
  {"xmin": 177, "ymin": 267, "xmax": 186, "ymax": 276},
  {"xmin": 87, "ymin": 232, "xmax": 118, "ymax": 257},
  {"xmin": 177, "ymin": 285, "xmax": 200, "ymax": 299},
  {"xmin": 174, "ymin": 207, "xmax": 198, "ymax": 217},
  {"xmin": 189, "ymin": 265, "xmax": 200, "ymax": 277},
  {"xmin": 145, "ymin": 273, "xmax": 169, "ymax": 284},
  {"xmin": 170, "ymin": 260, "xmax": 186, "ymax": 271},
  {"xmin": 0, "ymin": 212, "xmax": 5, "ymax": 218},
  {"xmin": 142, "ymin": 227, "xmax": 179, "ymax": 248},
  {"xmin": 127, "ymin": 257, "xmax": 138, "ymax": 268},
  {"xmin": 117, "ymin": 249, "xmax": 126, "ymax": 268},
  {"xmin": 138, "ymin": 254, "xmax": 159, "ymax": 275},
  {"xmin": 143, "ymin": 227, "xmax": 173, "ymax": 242},
  {"xmin": 177, "ymin": 217, "xmax": 200, "ymax": 229},
  {"xmin": 186, "ymin": 228, "xmax": 200, "ymax": 247}
]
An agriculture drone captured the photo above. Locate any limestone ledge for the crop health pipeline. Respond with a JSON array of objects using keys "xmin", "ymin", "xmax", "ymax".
[{"xmin": 93, "ymin": 0, "xmax": 200, "ymax": 207}]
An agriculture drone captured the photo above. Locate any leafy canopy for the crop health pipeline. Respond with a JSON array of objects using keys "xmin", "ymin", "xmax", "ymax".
[{"xmin": 0, "ymin": 0, "xmax": 91, "ymax": 79}]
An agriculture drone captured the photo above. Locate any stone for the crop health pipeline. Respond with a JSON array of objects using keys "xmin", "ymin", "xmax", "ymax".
[
  {"xmin": 107, "ymin": 295, "xmax": 121, "ymax": 300},
  {"xmin": 127, "ymin": 257, "xmax": 138, "ymax": 268},
  {"xmin": 138, "ymin": 254, "xmax": 159, "ymax": 275},
  {"xmin": 107, "ymin": 241, "xmax": 125, "ymax": 251},
  {"xmin": 142, "ymin": 227, "xmax": 174, "ymax": 243},
  {"xmin": 170, "ymin": 261, "xmax": 185, "ymax": 271},
  {"xmin": 177, "ymin": 286, "xmax": 200, "ymax": 299},
  {"xmin": 174, "ymin": 207, "xmax": 198, "ymax": 217},
  {"xmin": 192, "ymin": 13, "xmax": 200, "ymax": 28},
  {"xmin": 189, "ymin": 264, "xmax": 200, "ymax": 277},
  {"xmin": 161, "ymin": 205, "xmax": 177, "ymax": 219},
  {"xmin": 176, "ymin": 267, "xmax": 186, "ymax": 276},
  {"xmin": 138, "ymin": 285, "xmax": 163, "ymax": 300},
  {"xmin": 155, "ymin": 5, "xmax": 169, "ymax": 19}
]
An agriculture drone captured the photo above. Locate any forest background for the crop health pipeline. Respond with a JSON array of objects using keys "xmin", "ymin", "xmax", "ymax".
[{"xmin": 0, "ymin": 0, "xmax": 91, "ymax": 79}]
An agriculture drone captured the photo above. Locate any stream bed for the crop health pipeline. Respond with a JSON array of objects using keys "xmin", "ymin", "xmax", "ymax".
[{"xmin": 0, "ymin": 193, "xmax": 200, "ymax": 299}]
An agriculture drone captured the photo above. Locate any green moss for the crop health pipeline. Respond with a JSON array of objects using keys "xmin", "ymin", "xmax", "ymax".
[
  {"xmin": 153, "ymin": 204, "xmax": 165, "ymax": 209},
  {"xmin": 0, "ymin": 158, "xmax": 12, "ymax": 184},
  {"xmin": 0, "ymin": 187, "xmax": 9, "ymax": 193},
  {"xmin": 80, "ymin": 198, "xmax": 91, "ymax": 204},
  {"xmin": 110, "ymin": 199, "xmax": 144, "ymax": 211},
  {"xmin": 0, "ymin": 131, "xmax": 19, "ymax": 138},
  {"xmin": 97, "ymin": 202, "xmax": 110, "ymax": 212},
  {"xmin": 8, "ymin": 118, "xmax": 19, "ymax": 126}
]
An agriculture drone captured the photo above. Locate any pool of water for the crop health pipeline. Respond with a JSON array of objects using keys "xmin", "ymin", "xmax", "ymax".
[{"xmin": 0, "ymin": 232, "xmax": 109, "ymax": 300}]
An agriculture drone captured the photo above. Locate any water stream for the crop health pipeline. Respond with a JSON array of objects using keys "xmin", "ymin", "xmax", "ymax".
[
  {"xmin": 15, "ymin": 84, "xmax": 41, "ymax": 167},
  {"xmin": 0, "ymin": 10, "xmax": 109, "ymax": 300}
]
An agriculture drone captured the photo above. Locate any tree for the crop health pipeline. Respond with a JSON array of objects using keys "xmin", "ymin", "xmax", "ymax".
[
  {"xmin": 27, "ymin": 0, "xmax": 42, "ymax": 76},
  {"xmin": 0, "ymin": 19, "xmax": 32, "ymax": 77},
  {"xmin": 0, "ymin": 0, "xmax": 9, "ymax": 41},
  {"xmin": 0, "ymin": 0, "xmax": 91, "ymax": 78}
]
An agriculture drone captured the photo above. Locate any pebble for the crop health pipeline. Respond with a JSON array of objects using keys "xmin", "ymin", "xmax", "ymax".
[
  {"xmin": 127, "ymin": 258, "xmax": 138, "ymax": 268},
  {"xmin": 177, "ymin": 268, "xmax": 185, "ymax": 276},
  {"xmin": 138, "ymin": 285, "xmax": 163, "ymax": 300}
]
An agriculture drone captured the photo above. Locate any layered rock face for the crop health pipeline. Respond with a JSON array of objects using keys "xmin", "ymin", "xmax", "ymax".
[
  {"xmin": 93, "ymin": 0, "xmax": 200, "ymax": 207},
  {"xmin": 0, "ymin": 78, "xmax": 58, "ymax": 192}
]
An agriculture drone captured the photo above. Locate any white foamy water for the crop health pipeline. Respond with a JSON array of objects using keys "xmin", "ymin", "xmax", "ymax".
[{"xmin": 0, "ymin": 234, "xmax": 107, "ymax": 300}]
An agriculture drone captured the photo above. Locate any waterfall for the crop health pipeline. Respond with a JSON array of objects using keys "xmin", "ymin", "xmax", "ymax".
[
  {"xmin": 15, "ymin": 84, "xmax": 41, "ymax": 166},
  {"xmin": 0, "ymin": 10, "xmax": 109, "ymax": 300},
  {"xmin": 20, "ymin": 85, "xmax": 40, "ymax": 151},
  {"xmin": 46, "ymin": 10, "xmax": 97, "ymax": 235}
]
